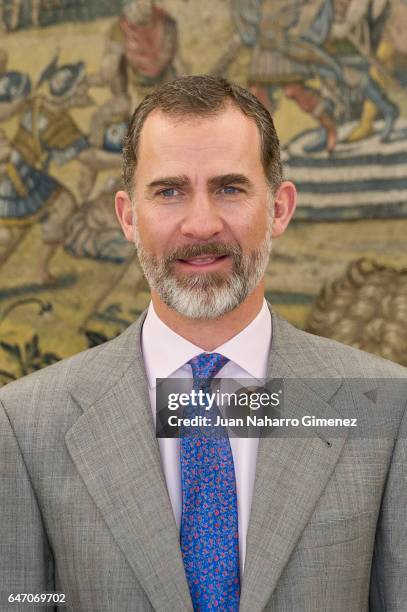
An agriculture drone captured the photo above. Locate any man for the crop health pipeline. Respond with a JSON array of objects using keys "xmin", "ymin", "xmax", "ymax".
[{"xmin": 1, "ymin": 75, "xmax": 406, "ymax": 611}]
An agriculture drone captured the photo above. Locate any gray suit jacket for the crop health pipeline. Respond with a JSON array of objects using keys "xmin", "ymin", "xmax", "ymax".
[{"xmin": 1, "ymin": 304, "xmax": 406, "ymax": 611}]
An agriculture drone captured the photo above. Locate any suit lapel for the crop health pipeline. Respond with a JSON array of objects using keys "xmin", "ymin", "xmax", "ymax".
[
  {"xmin": 239, "ymin": 308, "xmax": 349, "ymax": 611},
  {"xmin": 66, "ymin": 312, "xmax": 193, "ymax": 611},
  {"xmin": 64, "ymin": 302, "xmax": 349, "ymax": 612}
]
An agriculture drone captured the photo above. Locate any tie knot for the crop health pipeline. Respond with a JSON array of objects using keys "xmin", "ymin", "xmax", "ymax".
[{"xmin": 188, "ymin": 352, "xmax": 229, "ymax": 387}]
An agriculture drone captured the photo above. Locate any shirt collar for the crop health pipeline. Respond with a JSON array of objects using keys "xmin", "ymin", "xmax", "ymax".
[
  {"xmin": 215, "ymin": 298, "xmax": 271, "ymax": 380},
  {"xmin": 141, "ymin": 298, "xmax": 272, "ymax": 389}
]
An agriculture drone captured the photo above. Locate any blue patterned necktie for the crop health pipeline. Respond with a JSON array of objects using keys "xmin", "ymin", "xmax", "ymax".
[{"xmin": 180, "ymin": 353, "xmax": 241, "ymax": 611}]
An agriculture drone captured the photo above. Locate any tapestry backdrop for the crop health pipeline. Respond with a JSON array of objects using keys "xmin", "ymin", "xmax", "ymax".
[{"xmin": 1, "ymin": 0, "xmax": 407, "ymax": 384}]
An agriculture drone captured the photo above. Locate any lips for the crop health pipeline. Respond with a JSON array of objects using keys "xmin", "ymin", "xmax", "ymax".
[
  {"xmin": 180, "ymin": 256, "xmax": 223, "ymax": 265},
  {"xmin": 176, "ymin": 254, "xmax": 229, "ymax": 268}
]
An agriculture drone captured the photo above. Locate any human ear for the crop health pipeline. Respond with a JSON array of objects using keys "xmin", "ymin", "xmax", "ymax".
[
  {"xmin": 115, "ymin": 190, "xmax": 135, "ymax": 242},
  {"xmin": 271, "ymin": 181, "xmax": 297, "ymax": 238}
]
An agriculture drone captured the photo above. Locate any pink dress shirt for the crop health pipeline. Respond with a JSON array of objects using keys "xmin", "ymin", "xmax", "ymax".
[{"xmin": 141, "ymin": 299, "xmax": 272, "ymax": 575}]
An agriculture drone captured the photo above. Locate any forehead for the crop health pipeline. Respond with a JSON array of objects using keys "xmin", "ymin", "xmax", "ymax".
[{"xmin": 136, "ymin": 104, "xmax": 264, "ymax": 177}]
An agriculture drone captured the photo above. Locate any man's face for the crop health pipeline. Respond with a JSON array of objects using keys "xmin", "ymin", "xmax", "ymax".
[{"xmin": 119, "ymin": 104, "xmax": 279, "ymax": 319}]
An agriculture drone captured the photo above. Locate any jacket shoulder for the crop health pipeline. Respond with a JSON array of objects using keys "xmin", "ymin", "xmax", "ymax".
[
  {"xmin": 295, "ymin": 326, "xmax": 407, "ymax": 378},
  {"xmin": 271, "ymin": 309, "xmax": 407, "ymax": 379},
  {"xmin": 1, "ymin": 341, "xmax": 105, "ymax": 400},
  {"xmin": 0, "ymin": 319, "xmax": 141, "ymax": 424}
]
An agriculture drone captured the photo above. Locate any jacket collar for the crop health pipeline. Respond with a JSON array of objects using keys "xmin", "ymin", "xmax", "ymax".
[{"xmin": 66, "ymin": 303, "xmax": 348, "ymax": 611}]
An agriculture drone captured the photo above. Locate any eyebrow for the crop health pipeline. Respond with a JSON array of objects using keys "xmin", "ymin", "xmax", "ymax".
[
  {"xmin": 146, "ymin": 175, "xmax": 190, "ymax": 190},
  {"xmin": 208, "ymin": 174, "xmax": 252, "ymax": 190},
  {"xmin": 146, "ymin": 173, "xmax": 253, "ymax": 192}
]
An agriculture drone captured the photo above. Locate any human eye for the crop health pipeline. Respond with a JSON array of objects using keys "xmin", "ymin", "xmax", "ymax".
[
  {"xmin": 221, "ymin": 185, "xmax": 243, "ymax": 195},
  {"xmin": 157, "ymin": 187, "xmax": 180, "ymax": 198}
]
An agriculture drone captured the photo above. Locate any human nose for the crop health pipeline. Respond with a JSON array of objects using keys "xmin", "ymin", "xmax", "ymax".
[{"xmin": 179, "ymin": 193, "xmax": 224, "ymax": 241}]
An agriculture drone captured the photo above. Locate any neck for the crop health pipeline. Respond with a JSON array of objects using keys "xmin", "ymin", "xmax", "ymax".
[{"xmin": 150, "ymin": 283, "xmax": 265, "ymax": 351}]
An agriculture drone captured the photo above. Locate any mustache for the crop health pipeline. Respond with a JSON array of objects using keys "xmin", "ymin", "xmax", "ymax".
[{"xmin": 166, "ymin": 242, "xmax": 242, "ymax": 262}]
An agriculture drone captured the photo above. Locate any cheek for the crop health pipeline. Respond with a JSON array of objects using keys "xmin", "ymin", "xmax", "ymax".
[
  {"xmin": 230, "ymin": 211, "xmax": 268, "ymax": 247},
  {"xmin": 136, "ymin": 211, "xmax": 176, "ymax": 252},
  {"xmin": 245, "ymin": 223, "xmax": 264, "ymax": 243}
]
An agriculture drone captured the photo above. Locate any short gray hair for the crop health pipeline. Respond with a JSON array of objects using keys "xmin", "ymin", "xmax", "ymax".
[{"xmin": 122, "ymin": 75, "xmax": 283, "ymax": 196}]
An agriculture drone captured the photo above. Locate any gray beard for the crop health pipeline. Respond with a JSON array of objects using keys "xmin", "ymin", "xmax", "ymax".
[{"xmin": 132, "ymin": 214, "xmax": 273, "ymax": 320}]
